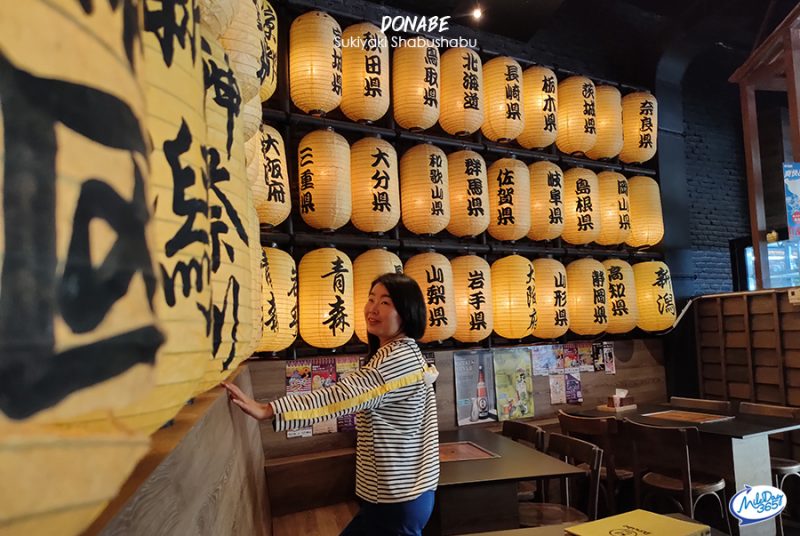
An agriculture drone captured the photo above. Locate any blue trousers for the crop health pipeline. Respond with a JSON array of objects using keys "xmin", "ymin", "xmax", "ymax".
[{"xmin": 339, "ymin": 491, "xmax": 435, "ymax": 536}]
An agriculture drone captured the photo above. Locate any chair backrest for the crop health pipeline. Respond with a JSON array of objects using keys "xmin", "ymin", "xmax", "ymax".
[
  {"xmin": 670, "ymin": 396, "xmax": 731, "ymax": 413},
  {"xmin": 502, "ymin": 420, "xmax": 544, "ymax": 451},
  {"xmin": 545, "ymin": 432, "xmax": 603, "ymax": 520},
  {"xmin": 624, "ymin": 419, "xmax": 698, "ymax": 515},
  {"xmin": 739, "ymin": 402, "xmax": 800, "ymax": 420}
]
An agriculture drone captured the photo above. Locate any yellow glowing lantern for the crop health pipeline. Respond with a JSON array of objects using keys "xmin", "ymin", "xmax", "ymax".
[
  {"xmin": 202, "ymin": 29, "xmax": 253, "ymax": 391},
  {"xmin": 220, "ymin": 0, "xmax": 263, "ymax": 102},
  {"xmin": 562, "ymin": 167, "xmax": 600, "ymax": 245},
  {"xmin": 634, "ymin": 261, "xmax": 676, "ymax": 332},
  {"xmin": 247, "ymin": 205, "xmax": 263, "ymax": 358},
  {"xmin": 481, "ymin": 56, "xmax": 524, "ymax": 142},
  {"xmin": 247, "ymin": 133, "xmax": 267, "ymax": 217},
  {"xmin": 257, "ymin": 124, "xmax": 291, "ymax": 226},
  {"xmin": 556, "ymin": 76, "xmax": 596, "ymax": 155},
  {"xmin": 440, "ymin": 47, "xmax": 484, "ymax": 136},
  {"xmin": 351, "ymin": 137, "xmax": 400, "ymax": 233},
  {"xmin": 241, "ymin": 94, "xmax": 262, "ymax": 142},
  {"xmin": 400, "ymin": 143, "xmax": 450, "ymax": 235},
  {"xmin": 258, "ymin": 0, "xmax": 279, "ymax": 102},
  {"xmin": 297, "ymin": 128, "xmax": 351, "ymax": 231},
  {"xmin": 0, "ymin": 1, "xmax": 154, "ymax": 533},
  {"xmin": 110, "ymin": 0, "xmax": 209, "ymax": 432},
  {"xmin": 531, "ymin": 258, "xmax": 569, "ymax": 339},
  {"xmin": 488, "ymin": 158, "xmax": 530, "ymax": 241},
  {"xmin": 353, "ymin": 249, "xmax": 403, "ymax": 343},
  {"xmin": 620, "ymin": 92, "xmax": 658, "ymax": 163},
  {"xmin": 0, "ymin": 0, "xmax": 160, "ymax": 429},
  {"xmin": 492, "ymin": 255, "xmax": 536, "ymax": 340},
  {"xmin": 290, "ymin": 10, "xmax": 343, "ymax": 115},
  {"xmin": 199, "ymin": 0, "xmax": 238, "ymax": 37},
  {"xmin": 342, "ymin": 23, "xmax": 389, "ymax": 122},
  {"xmin": 602, "ymin": 258, "xmax": 638, "ymax": 334},
  {"xmin": 447, "ymin": 150, "xmax": 489, "ymax": 237},
  {"xmin": 528, "ymin": 161, "xmax": 565, "ymax": 241},
  {"xmin": 393, "ymin": 39, "xmax": 440, "ymax": 131},
  {"xmin": 566, "ymin": 258, "xmax": 608, "ymax": 336},
  {"xmin": 518, "ymin": 66, "xmax": 558, "ymax": 149},
  {"xmin": 405, "ymin": 252, "xmax": 456, "ymax": 343},
  {"xmin": 586, "ymin": 85, "xmax": 622, "ymax": 160},
  {"xmin": 299, "ymin": 248, "xmax": 355, "ymax": 348},
  {"xmin": 451, "ymin": 255, "xmax": 493, "ymax": 343},
  {"xmin": 257, "ymin": 247, "xmax": 298, "ymax": 352},
  {"xmin": 595, "ymin": 171, "xmax": 631, "ymax": 246},
  {"xmin": 626, "ymin": 175, "xmax": 664, "ymax": 247}
]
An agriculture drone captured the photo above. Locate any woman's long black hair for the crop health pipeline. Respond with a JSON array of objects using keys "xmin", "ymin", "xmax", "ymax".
[{"xmin": 366, "ymin": 273, "xmax": 426, "ymax": 359}]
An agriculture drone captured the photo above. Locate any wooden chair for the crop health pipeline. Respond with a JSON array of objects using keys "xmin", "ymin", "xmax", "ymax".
[
  {"xmin": 625, "ymin": 419, "xmax": 731, "ymax": 534},
  {"xmin": 670, "ymin": 396, "xmax": 731, "ymax": 413},
  {"xmin": 518, "ymin": 432, "xmax": 602, "ymax": 527},
  {"xmin": 738, "ymin": 402, "xmax": 800, "ymax": 536},
  {"xmin": 501, "ymin": 420, "xmax": 545, "ymax": 502},
  {"xmin": 558, "ymin": 410, "xmax": 633, "ymax": 515}
]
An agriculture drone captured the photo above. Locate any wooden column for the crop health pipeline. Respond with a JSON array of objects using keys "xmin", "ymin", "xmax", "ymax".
[
  {"xmin": 739, "ymin": 84, "xmax": 771, "ymax": 289},
  {"xmin": 786, "ymin": 27, "xmax": 800, "ymax": 160}
]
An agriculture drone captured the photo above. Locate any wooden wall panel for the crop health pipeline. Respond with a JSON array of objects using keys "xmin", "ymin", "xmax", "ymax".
[
  {"xmin": 752, "ymin": 314, "xmax": 775, "ymax": 331},
  {"xmin": 723, "ymin": 297, "xmax": 746, "ymax": 315},
  {"xmin": 723, "ymin": 316, "xmax": 745, "ymax": 332},
  {"xmin": 85, "ymin": 368, "xmax": 269, "ymax": 536}
]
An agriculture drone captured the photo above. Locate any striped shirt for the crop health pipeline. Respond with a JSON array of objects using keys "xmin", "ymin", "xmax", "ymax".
[{"xmin": 270, "ymin": 338, "xmax": 439, "ymax": 503}]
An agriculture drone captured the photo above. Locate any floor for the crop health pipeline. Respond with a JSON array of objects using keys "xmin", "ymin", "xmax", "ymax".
[{"xmin": 272, "ymin": 501, "xmax": 359, "ymax": 536}]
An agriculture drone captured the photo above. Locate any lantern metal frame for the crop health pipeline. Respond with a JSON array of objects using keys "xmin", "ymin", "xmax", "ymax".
[{"xmin": 254, "ymin": 0, "xmax": 666, "ymax": 359}]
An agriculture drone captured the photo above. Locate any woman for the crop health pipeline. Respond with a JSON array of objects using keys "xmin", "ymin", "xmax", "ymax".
[{"xmin": 223, "ymin": 273, "xmax": 439, "ymax": 536}]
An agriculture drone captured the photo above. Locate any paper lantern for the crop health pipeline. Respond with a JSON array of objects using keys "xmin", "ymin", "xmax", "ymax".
[
  {"xmin": 440, "ymin": 47, "xmax": 484, "ymax": 136},
  {"xmin": 247, "ymin": 204, "xmax": 263, "ymax": 358},
  {"xmin": 393, "ymin": 39, "xmax": 439, "ymax": 131},
  {"xmin": 531, "ymin": 258, "xmax": 569, "ymax": 339},
  {"xmin": 528, "ymin": 161, "xmax": 564, "ymax": 241},
  {"xmin": 487, "ymin": 158, "xmax": 530, "ymax": 241},
  {"xmin": 634, "ymin": 261, "xmax": 675, "ymax": 332},
  {"xmin": 241, "ymin": 94, "xmax": 262, "ymax": 142},
  {"xmin": 256, "ymin": 124, "xmax": 291, "ymax": 226},
  {"xmin": 620, "ymin": 92, "xmax": 657, "ymax": 164},
  {"xmin": 447, "ymin": 150, "xmax": 489, "ymax": 237},
  {"xmin": 341, "ymin": 23, "xmax": 389, "ymax": 123},
  {"xmin": 257, "ymin": 247, "xmax": 298, "ymax": 352},
  {"xmin": 626, "ymin": 175, "xmax": 664, "ymax": 248},
  {"xmin": 562, "ymin": 167, "xmax": 600, "ymax": 245},
  {"xmin": 556, "ymin": 76, "xmax": 596, "ymax": 155},
  {"xmin": 451, "ymin": 255, "xmax": 493, "ymax": 343},
  {"xmin": 566, "ymin": 258, "xmax": 608, "ymax": 336},
  {"xmin": 289, "ymin": 11, "xmax": 342, "ymax": 115},
  {"xmin": 481, "ymin": 56, "xmax": 524, "ymax": 142},
  {"xmin": 400, "ymin": 143, "xmax": 450, "ymax": 235},
  {"xmin": 202, "ymin": 29, "xmax": 253, "ymax": 391},
  {"xmin": 595, "ymin": 171, "xmax": 631, "ymax": 246},
  {"xmin": 220, "ymin": 0, "xmax": 263, "ymax": 102},
  {"xmin": 602, "ymin": 259, "xmax": 638, "ymax": 334},
  {"xmin": 109, "ymin": 0, "xmax": 209, "ymax": 432},
  {"xmin": 405, "ymin": 252, "xmax": 456, "ymax": 343},
  {"xmin": 299, "ymin": 248, "xmax": 355, "ymax": 348},
  {"xmin": 492, "ymin": 255, "xmax": 536, "ymax": 340},
  {"xmin": 297, "ymin": 128, "xmax": 351, "ymax": 230},
  {"xmin": 353, "ymin": 249, "xmax": 403, "ymax": 343},
  {"xmin": 586, "ymin": 85, "xmax": 622, "ymax": 160},
  {"xmin": 350, "ymin": 137, "xmax": 399, "ymax": 233},
  {"xmin": 258, "ymin": 0, "xmax": 278, "ymax": 102},
  {"xmin": 0, "ymin": 0, "xmax": 161, "ymax": 427},
  {"xmin": 199, "ymin": 0, "xmax": 237, "ymax": 37},
  {"xmin": 0, "ymin": 2, "xmax": 154, "ymax": 533},
  {"xmin": 247, "ymin": 134, "xmax": 267, "ymax": 211},
  {"xmin": 518, "ymin": 66, "xmax": 558, "ymax": 149}
]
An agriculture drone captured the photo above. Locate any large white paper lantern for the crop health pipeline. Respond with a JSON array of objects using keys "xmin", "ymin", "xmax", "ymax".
[
  {"xmin": 342, "ymin": 23, "xmax": 389, "ymax": 123},
  {"xmin": 528, "ymin": 161, "xmax": 564, "ymax": 241},
  {"xmin": 487, "ymin": 158, "xmax": 530, "ymax": 241},
  {"xmin": 289, "ymin": 11, "xmax": 342, "ymax": 115},
  {"xmin": 620, "ymin": 92, "xmax": 657, "ymax": 164},
  {"xmin": 440, "ymin": 47, "xmax": 483, "ymax": 136},
  {"xmin": 400, "ymin": 143, "xmax": 450, "ymax": 235},
  {"xmin": 634, "ymin": 261, "xmax": 676, "ymax": 332},
  {"xmin": 350, "ymin": 137, "xmax": 399, "ymax": 233},
  {"xmin": 220, "ymin": 0, "xmax": 263, "ymax": 102},
  {"xmin": 519, "ymin": 66, "xmax": 558, "ymax": 149},
  {"xmin": 256, "ymin": 124, "xmax": 291, "ymax": 226},
  {"xmin": 556, "ymin": 76, "xmax": 596, "ymax": 155},
  {"xmin": 481, "ymin": 56, "xmax": 524, "ymax": 143},
  {"xmin": 492, "ymin": 255, "xmax": 536, "ymax": 340},
  {"xmin": 299, "ymin": 248, "xmax": 355, "ymax": 348},
  {"xmin": 258, "ymin": 0, "xmax": 279, "ymax": 102},
  {"xmin": 297, "ymin": 128, "xmax": 351, "ymax": 231},
  {"xmin": 586, "ymin": 85, "xmax": 622, "ymax": 160},
  {"xmin": 626, "ymin": 175, "xmax": 664, "ymax": 247},
  {"xmin": 257, "ymin": 247, "xmax": 298, "ymax": 352},
  {"xmin": 602, "ymin": 258, "xmax": 638, "ymax": 334},
  {"xmin": 447, "ymin": 150, "xmax": 489, "ymax": 237},
  {"xmin": 531, "ymin": 258, "xmax": 569, "ymax": 339},
  {"xmin": 562, "ymin": 167, "xmax": 600, "ymax": 245},
  {"xmin": 566, "ymin": 258, "xmax": 608, "ymax": 336},
  {"xmin": 595, "ymin": 171, "xmax": 630, "ymax": 246},
  {"xmin": 452, "ymin": 255, "xmax": 493, "ymax": 343},
  {"xmin": 405, "ymin": 252, "xmax": 456, "ymax": 343},
  {"xmin": 393, "ymin": 39, "xmax": 439, "ymax": 131}
]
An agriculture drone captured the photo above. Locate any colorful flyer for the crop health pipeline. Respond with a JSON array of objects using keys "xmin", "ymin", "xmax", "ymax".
[
  {"xmin": 493, "ymin": 347, "xmax": 535, "ymax": 421},
  {"xmin": 553, "ymin": 344, "xmax": 565, "ymax": 372},
  {"xmin": 532, "ymin": 345, "xmax": 558, "ymax": 376},
  {"xmin": 453, "ymin": 350, "xmax": 497, "ymax": 426},
  {"xmin": 592, "ymin": 342, "xmax": 606, "ymax": 372},
  {"xmin": 603, "ymin": 342, "xmax": 617, "ymax": 375},
  {"xmin": 311, "ymin": 358, "xmax": 337, "ymax": 435},
  {"xmin": 562, "ymin": 343, "xmax": 581, "ymax": 369},
  {"xmin": 549, "ymin": 374, "xmax": 566, "ymax": 405},
  {"xmin": 336, "ymin": 355, "xmax": 360, "ymax": 432},
  {"xmin": 576, "ymin": 342, "xmax": 595, "ymax": 372},
  {"xmin": 565, "ymin": 371, "xmax": 583, "ymax": 404}
]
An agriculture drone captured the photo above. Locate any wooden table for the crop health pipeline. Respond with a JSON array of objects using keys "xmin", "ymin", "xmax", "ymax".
[
  {"xmin": 566, "ymin": 404, "xmax": 800, "ymax": 536},
  {"xmin": 426, "ymin": 428, "xmax": 584, "ymax": 536}
]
